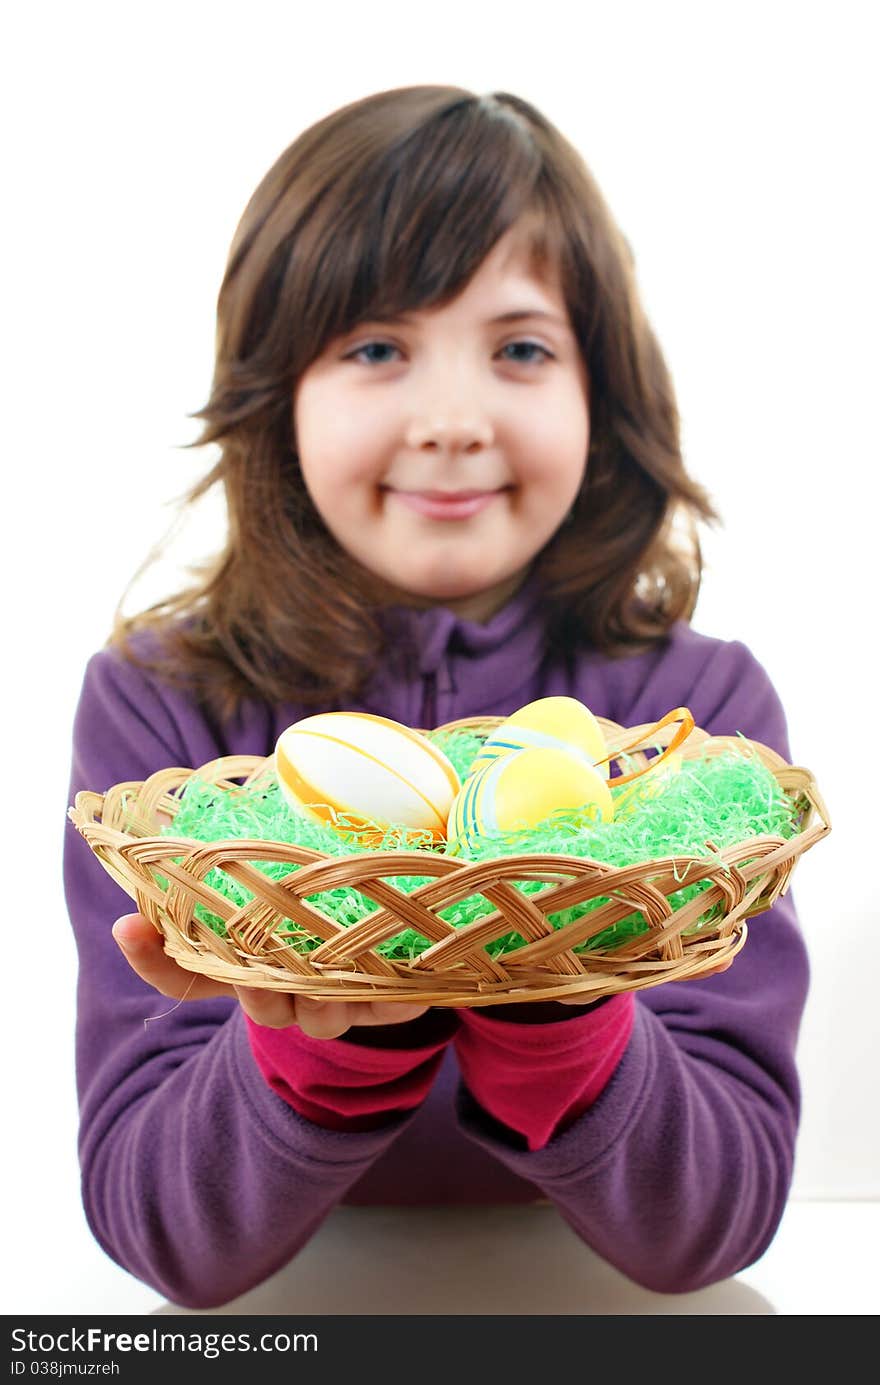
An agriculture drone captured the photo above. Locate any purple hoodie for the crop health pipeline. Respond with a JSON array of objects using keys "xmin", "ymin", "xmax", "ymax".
[{"xmin": 63, "ymin": 572, "xmax": 809, "ymax": 1308}]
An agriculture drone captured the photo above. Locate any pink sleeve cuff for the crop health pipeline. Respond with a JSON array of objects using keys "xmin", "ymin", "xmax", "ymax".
[
  {"xmin": 453, "ymin": 992, "xmax": 635, "ymax": 1151},
  {"xmin": 244, "ymin": 1009, "xmax": 458, "ymax": 1132}
]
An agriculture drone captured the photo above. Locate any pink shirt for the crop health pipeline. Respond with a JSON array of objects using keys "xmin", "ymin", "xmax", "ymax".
[{"xmin": 245, "ymin": 993, "xmax": 635, "ymax": 1152}]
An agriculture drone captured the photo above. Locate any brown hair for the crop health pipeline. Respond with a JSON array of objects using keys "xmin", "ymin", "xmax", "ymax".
[{"xmin": 110, "ymin": 84, "xmax": 721, "ymax": 723}]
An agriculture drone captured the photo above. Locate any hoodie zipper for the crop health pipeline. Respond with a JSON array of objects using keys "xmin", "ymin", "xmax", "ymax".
[{"xmin": 420, "ymin": 671, "xmax": 438, "ymax": 731}]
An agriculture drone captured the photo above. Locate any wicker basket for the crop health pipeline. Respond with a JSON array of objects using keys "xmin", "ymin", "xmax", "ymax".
[{"xmin": 67, "ymin": 714, "xmax": 830, "ymax": 1007}]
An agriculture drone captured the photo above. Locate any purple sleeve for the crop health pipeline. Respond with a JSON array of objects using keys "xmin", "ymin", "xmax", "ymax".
[
  {"xmin": 63, "ymin": 650, "xmax": 425, "ymax": 1310},
  {"xmin": 453, "ymin": 636, "xmax": 811, "ymax": 1292}
]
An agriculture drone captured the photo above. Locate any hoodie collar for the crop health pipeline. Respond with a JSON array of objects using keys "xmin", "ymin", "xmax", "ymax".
[{"xmin": 370, "ymin": 570, "xmax": 550, "ymax": 721}]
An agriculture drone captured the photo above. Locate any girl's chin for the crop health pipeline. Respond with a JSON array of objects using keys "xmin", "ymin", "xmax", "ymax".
[
  {"xmin": 381, "ymin": 567, "xmax": 501, "ymax": 597},
  {"xmin": 362, "ymin": 566, "xmax": 529, "ymax": 618}
]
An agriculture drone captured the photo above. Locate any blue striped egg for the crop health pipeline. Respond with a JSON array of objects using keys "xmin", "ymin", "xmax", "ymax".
[
  {"xmin": 470, "ymin": 696, "xmax": 609, "ymax": 778},
  {"xmin": 447, "ymin": 745, "xmax": 614, "ymax": 852}
]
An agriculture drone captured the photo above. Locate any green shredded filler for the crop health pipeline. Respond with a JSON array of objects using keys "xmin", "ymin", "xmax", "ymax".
[{"xmin": 152, "ymin": 729, "xmax": 802, "ymax": 960}]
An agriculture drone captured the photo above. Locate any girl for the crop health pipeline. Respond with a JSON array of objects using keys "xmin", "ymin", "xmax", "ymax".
[{"xmin": 64, "ymin": 85, "xmax": 809, "ymax": 1310}]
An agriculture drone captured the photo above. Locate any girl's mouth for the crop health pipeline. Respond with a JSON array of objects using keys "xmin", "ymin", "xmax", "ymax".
[{"xmin": 384, "ymin": 488, "xmax": 509, "ymax": 520}]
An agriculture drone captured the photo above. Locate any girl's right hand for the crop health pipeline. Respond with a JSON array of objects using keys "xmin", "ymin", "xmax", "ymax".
[{"xmin": 111, "ymin": 913, "xmax": 430, "ymax": 1039}]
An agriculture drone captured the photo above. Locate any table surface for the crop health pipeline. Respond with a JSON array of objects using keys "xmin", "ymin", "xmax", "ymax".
[{"xmin": 150, "ymin": 1198, "xmax": 880, "ymax": 1317}]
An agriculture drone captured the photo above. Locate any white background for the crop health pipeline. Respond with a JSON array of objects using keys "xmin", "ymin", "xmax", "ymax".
[{"xmin": 3, "ymin": 0, "xmax": 877, "ymax": 1315}]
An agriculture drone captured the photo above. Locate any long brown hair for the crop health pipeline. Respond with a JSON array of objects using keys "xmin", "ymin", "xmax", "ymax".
[{"xmin": 110, "ymin": 85, "xmax": 721, "ymax": 723}]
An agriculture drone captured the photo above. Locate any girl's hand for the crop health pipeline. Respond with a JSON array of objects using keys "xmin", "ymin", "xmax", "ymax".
[
  {"xmin": 111, "ymin": 913, "xmax": 430, "ymax": 1039},
  {"xmin": 550, "ymin": 952, "xmax": 732, "ymax": 1004}
]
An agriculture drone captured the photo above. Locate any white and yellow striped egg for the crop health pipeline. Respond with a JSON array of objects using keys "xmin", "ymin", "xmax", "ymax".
[
  {"xmin": 447, "ymin": 745, "xmax": 614, "ymax": 852},
  {"xmin": 274, "ymin": 712, "xmax": 461, "ymax": 842},
  {"xmin": 470, "ymin": 696, "xmax": 609, "ymax": 778}
]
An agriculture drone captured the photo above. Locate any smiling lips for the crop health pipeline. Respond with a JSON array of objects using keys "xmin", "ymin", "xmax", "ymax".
[{"xmin": 386, "ymin": 488, "xmax": 508, "ymax": 520}]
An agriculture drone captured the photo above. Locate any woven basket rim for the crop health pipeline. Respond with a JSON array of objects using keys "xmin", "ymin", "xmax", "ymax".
[{"xmin": 67, "ymin": 714, "xmax": 831, "ymax": 1005}]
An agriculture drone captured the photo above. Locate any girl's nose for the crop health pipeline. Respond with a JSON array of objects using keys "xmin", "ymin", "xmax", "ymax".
[{"xmin": 405, "ymin": 409, "xmax": 495, "ymax": 454}]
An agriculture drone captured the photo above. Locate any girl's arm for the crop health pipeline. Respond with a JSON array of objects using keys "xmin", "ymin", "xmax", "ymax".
[
  {"xmin": 63, "ymin": 648, "xmax": 451, "ymax": 1310},
  {"xmin": 451, "ymin": 637, "xmax": 811, "ymax": 1292}
]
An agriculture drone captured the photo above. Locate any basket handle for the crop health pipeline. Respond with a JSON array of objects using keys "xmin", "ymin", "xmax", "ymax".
[{"xmin": 594, "ymin": 706, "xmax": 695, "ymax": 787}]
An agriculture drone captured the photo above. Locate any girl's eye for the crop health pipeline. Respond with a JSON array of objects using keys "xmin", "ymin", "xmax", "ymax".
[
  {"xmin": 501, "ymin": 340, "xmax": 554, "ymax": 365},
  {"xmin": 343, "ymin": 339, "xmax": 554, "ymax": 366},
  {"xmin": 345, "ymin": 341, "xmax": 402, "ymax": 366}
]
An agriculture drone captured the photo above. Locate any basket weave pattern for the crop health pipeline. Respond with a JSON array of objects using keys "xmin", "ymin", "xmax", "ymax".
[{"xmin": 68, "ymin": 716, "xmax": 830, "ymax": 1007}]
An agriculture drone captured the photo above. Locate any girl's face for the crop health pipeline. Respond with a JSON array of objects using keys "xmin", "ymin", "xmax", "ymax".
[{"xmin": 293, "ymin": 227, "xmax": 590, "ymax": 621}]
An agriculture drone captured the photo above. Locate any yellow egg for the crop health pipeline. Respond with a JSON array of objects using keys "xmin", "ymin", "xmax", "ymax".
[
  {"xmin": 470, "ymin": 696, "xmax": 609, "ymax": 778},
  {"xmin": 274, "ymin": 711, "xmax": 460, "ymax": 842},
  {"xmin": 611, "ymin": 751, "xmax": 683, "ymax": 818},
  {"xmin": 447, "ymin": 745, "xmax": 614, "ymax": 851}
]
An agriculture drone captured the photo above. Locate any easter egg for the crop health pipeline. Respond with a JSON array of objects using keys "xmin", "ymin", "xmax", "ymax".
[
  {"xmin": 611, "ymin": 751, "xmax": 683, "ymax": 818},
  {"xmin": 274, "ymin": 712, "xmax": 460, "ymax": 841},
  {"xmin": 470, "ymin": 696, "xmax": 609, "ymax": 778},
  {"xmin": 447, "ymin": 745, "xmax": 614, "ymax": 851}
]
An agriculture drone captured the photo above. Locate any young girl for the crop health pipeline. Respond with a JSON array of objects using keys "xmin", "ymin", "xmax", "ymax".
[{"xmin": 64, "ymin": 85, "xmax": 809, "ymax": 1311}]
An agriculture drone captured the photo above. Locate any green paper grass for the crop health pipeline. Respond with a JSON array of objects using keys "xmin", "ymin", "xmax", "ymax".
[{"xmin": 152, "ymin": 731, "xmax": 802, "ymax": 961}]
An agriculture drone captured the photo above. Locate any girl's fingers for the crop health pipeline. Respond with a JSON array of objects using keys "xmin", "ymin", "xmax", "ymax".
[
  {"xmin": 233, "ymin": 985, "xmax": 299, "ymax": 1029},
  {"xmin": 693, "ymin": 957, "xmax": 734, "ymax": 979},
  {"xmin": 111, "ymin": 914, "xmax": 231, "ymax": 1000},
  {"xmin": 113, "ymin": 914, "xmax": 431, "ymax": 1034},
  {"xmin": 292, "ymin": 996, "xmax": 356, "ymax": 1039},
  {"xmin": 287, "ymin": 997, "xmax": 429, "ymax": 1038},
  {"xmin": 553, "ymin": 957, "xmax": 733, "ymax": 1008},
  {"xmin": 361, "ymin": 1001, "xmax": 430, "ymax": 1025}
]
